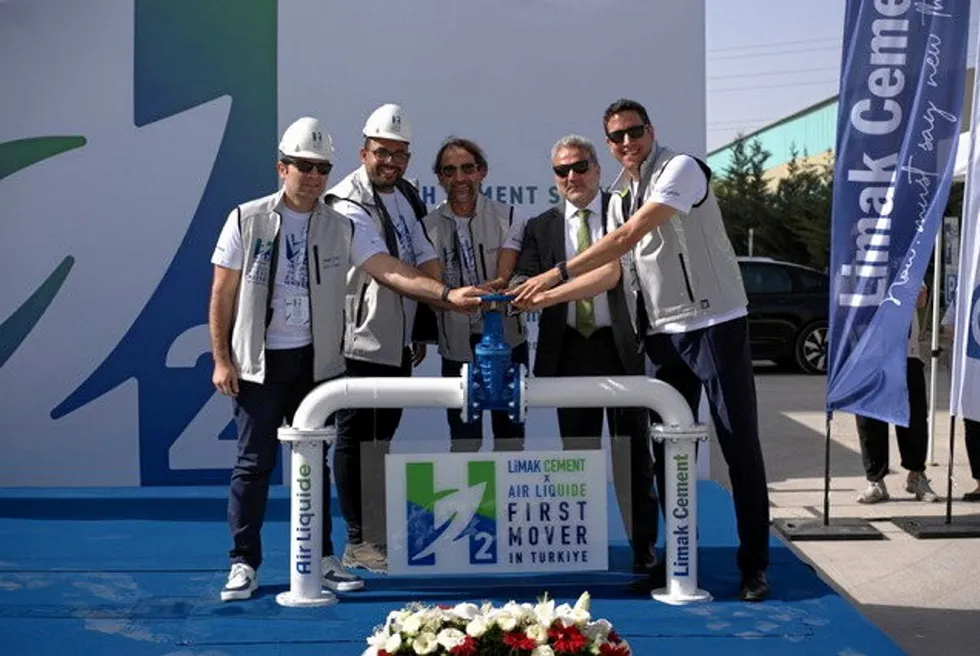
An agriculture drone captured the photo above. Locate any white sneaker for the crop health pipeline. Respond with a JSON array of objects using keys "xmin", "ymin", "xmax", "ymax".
[
  {"xmin": 857, "ymin": 480, "xmax": 889, "ymax": 504},
  {"xmin": 221, "ymin": 563, "xmax": 257, "ymax": 602},
  {"xmin": 322, "ymin": 555, "xmax": 364, "ymax": 592},
  {"xmin": 906, "ymin": 474, "xmax": 939, "ymax": 502}
]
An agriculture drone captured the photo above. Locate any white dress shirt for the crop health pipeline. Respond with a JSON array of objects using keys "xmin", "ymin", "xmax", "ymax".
[{"xmin": 564, "ymin": 195, "xmax": 611, "ymax": 329}]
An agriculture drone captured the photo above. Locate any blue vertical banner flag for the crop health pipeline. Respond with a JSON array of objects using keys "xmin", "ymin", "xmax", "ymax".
[{"xmin": 827, "ymin": 0, "xmax": 970, "ymax": 425}]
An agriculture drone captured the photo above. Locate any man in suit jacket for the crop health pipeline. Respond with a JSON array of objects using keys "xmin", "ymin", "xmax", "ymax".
[{"xmin": 511, "ymin": 134, "xmax": 660, "ymax": 579}]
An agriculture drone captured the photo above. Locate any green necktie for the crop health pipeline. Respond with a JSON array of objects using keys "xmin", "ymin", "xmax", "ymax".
[{"xmin": 574, "ymin": 209, "xmax": 596, "ymax": 337}]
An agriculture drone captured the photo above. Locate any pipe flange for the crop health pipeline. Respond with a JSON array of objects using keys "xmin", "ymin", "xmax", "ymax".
[
  {"xmin": 277, "ymin": 426, "xmax": 337, "ymax": 443},
  {"xmin": 650, "ymin": 423, "xmax": 709, "ymax": 443},
  {"xmin": 460, "ymin": 362, "xmax": 472, "ymax": 423},
  {"xmin": 512, "ymin": 364, "xmax": 528, "ymax": 424}
]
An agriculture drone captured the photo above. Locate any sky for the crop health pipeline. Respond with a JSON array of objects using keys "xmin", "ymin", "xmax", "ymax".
[{"xmin": 705, "ymin": 0, "xmax": 980, "ymax": 152}]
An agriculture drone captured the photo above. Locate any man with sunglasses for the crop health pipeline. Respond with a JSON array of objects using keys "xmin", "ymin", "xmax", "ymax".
[
  {"xmin": 511, "ymin": 100, "xmax": 772, "ymax": 602},
  {"xmin": 510, "ymin": 135, "xmax": 660, "ymax": 581},
  {"xmin": 422, "ymin": 137, "xmax": 529, "ymax": 451},
  {"xmin": 324, "ymin": 103, "xmax": 440, "ymax": 574},
  {"xmin": 209, "ymin": 117, "xmax": 483, "ymax": 601}
]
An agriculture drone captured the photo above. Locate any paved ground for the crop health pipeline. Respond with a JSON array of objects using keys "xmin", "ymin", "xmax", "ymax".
[{"xmin": 709, "ymin": 361, "xmax": 980, "ymax": 655}]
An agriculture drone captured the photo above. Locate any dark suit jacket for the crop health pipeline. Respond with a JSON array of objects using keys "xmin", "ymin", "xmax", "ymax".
[{"xmin": 513, "ymin": 193, "xmax": 643, "ymax": 377}]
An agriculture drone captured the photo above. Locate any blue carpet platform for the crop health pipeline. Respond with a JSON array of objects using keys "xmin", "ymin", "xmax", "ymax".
[{"xmin": 0, "ymin": 481, "xmax": 901, "ymax": 655}]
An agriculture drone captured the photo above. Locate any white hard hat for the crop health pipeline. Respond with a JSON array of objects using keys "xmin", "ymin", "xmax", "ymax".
[
  {"xmin": 362, "ymin": 103, "xmax": 412, "ymax": 143},
  {"xmin": 278, "ymin": 116, "xmax": 334, "ymax": 161}
]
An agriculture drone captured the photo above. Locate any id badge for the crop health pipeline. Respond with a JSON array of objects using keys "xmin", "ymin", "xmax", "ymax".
[{"xmin": 284, "ymin": 295, "xmax": 310, "ymax": 327}]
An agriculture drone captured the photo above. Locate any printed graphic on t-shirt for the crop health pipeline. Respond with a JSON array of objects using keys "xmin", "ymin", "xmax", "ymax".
[
  {"xmin": 245, "ymin": 238, "xmax": 274, "ymax": 285},
  {"xmin": 392, "ymin": 211, "xmax": 417, "ymax": 266},
  {"xmin": 283, "ymin": 230, "xmax": 309, "ymax": 288}
]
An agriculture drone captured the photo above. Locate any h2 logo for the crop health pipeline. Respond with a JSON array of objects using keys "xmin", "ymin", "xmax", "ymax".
[{"xmin": 405, "ymin": 460, "xmax": 497, "ymax": 567}]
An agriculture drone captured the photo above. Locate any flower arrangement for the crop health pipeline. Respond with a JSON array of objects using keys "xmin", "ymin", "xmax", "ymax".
[{"xmin": 362, "ymin": 592, "xmax": 631, "ymax": 656}]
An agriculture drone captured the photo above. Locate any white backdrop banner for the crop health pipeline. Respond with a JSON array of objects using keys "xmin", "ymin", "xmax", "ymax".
[{"xmin": 0, "ymin": 0, "xmax": 706, "ymax": 486}]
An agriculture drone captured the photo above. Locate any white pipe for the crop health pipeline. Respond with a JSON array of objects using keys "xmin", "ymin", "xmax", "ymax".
[
  {"xmin": 276, "ymin": 374, "xmax": 709, "ymax": 608},
  {"xmin": 651, "ymin": 435, "xmax": 711, "ymax": 604},
  {"xmin": 525, "ymin": 376, "xmax": 695, "ymax": 426},
  {"xmin": 928, "ymin": 232, "xmax": 942, "ymax": 464},
  {"xmin": 292, "ymin": 377, "xmax": 464, "ymax": 429}
]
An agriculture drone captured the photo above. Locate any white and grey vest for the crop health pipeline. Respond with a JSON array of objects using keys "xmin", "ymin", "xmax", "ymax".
[
  {"xmin": 608, "ymin": 144, "xmax": 748, "ymax": 333},
  {"xmin": 423, "ymin": 195, "xmax": 525, "ymax": 362},
  {"xmin": 231, "ymin": 190, "xmax": 351, "ymax": 383}
]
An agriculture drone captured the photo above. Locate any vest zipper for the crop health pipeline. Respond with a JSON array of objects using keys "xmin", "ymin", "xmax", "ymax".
[{"xmin": 677, "ymin": 253, "xmax": 695, "ymax": 303}]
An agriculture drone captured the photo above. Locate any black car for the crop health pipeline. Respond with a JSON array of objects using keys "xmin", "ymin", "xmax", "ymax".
[{"xmin": 737, "ymin": 257, "xmax": 828, "ymax": 374}]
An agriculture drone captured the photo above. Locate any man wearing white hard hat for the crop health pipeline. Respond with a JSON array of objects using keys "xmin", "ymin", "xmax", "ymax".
[
  {"xmin": 325, "ymin": 103, "xmax": 438, "ymax": 573},
  {"xmin": 209, "ymin": 116, "xmax": 482, "ymax": 601}
]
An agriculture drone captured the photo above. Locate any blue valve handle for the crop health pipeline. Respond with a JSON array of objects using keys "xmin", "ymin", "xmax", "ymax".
[{"xmin": 463, "ymin": 294, "xmax": 523, "ymax": 424}]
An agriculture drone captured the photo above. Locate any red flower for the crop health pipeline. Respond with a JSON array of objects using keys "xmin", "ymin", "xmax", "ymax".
[
  {"xmin": 599, "ymin": 642, "xmax": 631, "ymax": 656},
  {"xmin": 608, "ymin": 630, "xmax": 622, "ymax": 644},
  {"xmin": 450, "ymin": 635, "xmax": 478, "ymax": 656},
  {"xmin": 378, "ymin": 651, "xmax": 391, "ymax": 656},
  {"xmin": 503, "ymin": 631, "xmax": 538, "ymax": 650},
  {"xmin": 548, "ymin": 624, "xmax": 589, "ymax": 653}
]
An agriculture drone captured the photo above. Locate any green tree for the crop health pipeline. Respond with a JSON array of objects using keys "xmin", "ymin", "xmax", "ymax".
[
  {"xmin": 712, "ymin": 136, "xmax": 774, "ymax": 256},
  {"xmin": 772, "ymin": 147, "xmax": 834, "ymax": 269}
]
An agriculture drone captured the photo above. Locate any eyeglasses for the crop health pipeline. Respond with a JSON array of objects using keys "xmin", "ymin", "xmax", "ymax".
[
  {"xmin": 438, "ymin": 162, "xmax": 479, "ymax": 177},
  {"xmin": 606, "ymin": 124, "xmax": 648, "ymax": 144},
  {"xmin": 369, "ymin": 147, "xmax": 411, "ymax": 165},
  {"xmin": 282, "ymin": 157, "xmax": 332, "ymax": 175},
  {"xmin": 553, "ymin": 160, "xmax": 591, "ymax": 178}
]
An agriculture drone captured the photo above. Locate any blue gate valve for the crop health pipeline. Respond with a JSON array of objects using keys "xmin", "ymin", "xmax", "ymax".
[{"xmin": 461, "ymin": 294, "xmax": 526, "ymax": 425}]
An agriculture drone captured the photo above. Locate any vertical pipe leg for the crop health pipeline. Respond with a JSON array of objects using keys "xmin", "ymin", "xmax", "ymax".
[
  {"xmin": 652, "ymin": 437, "xmax": 712, "ymax": 604},
  {"xmin": 276, "ymin": 436, "xmax": 336, "ymax": 607}
]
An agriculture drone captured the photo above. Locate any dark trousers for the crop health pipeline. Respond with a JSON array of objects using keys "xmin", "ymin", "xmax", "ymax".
[
  {"xmin": 643, "ymin": 317, "xmax": 770, "ymax": 575},
  {"xmin": 334, "ymin": 348, "xmax": 412, "ymax": 544},
  {"xmin": 965, "ymin": 418, "xmax": 980, "ymax": 480},
  {"xmin": 228, "ymin": 345, "xmax": 334, "ymax": 569},
  {"xmin": 855, "ymin": 358, "xmax": 928, "ymax": 481},
  {"xmin": 554, "ymin": 327, "xmax": 659, "ymax": 560},
  {"xmin": 442, "ymin": 337, "xmax": 529, "ymax": 452}
]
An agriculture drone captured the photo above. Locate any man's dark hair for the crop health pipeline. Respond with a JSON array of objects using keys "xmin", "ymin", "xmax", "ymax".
[
  {"xmin": 432, "ymin": 137, "xmax": 489, "ymax": 175},
  {"xmin": 602, "ymin": 99, "xmax": 651, "ymax": 130}
]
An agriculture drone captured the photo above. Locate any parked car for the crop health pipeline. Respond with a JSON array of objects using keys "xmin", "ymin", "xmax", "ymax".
[{"xmin": 737, "ymin": 257, "xmax": 828, "ymax": 374}]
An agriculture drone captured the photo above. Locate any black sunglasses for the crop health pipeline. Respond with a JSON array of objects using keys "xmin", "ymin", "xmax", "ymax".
[
  {"xmin": 282, "ymin": 157, "xmax": 332, "ymax": 175},
  {"xmin": 553, "ymin": 159, "xmax": 591, "ymax": 178},
  {"xmin": 606, "ymin": 124, "xmax": 647, "ymax": 144},
  {"xmin": 438, "ymin": 162, "xmax": 479, "ymax": 177}
]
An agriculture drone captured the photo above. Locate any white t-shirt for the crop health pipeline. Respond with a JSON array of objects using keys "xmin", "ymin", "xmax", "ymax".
[
  {"xmin": 634, "ymin": 154, "xmax": 746, "ymax": 334},
  {"xmin": 502, "ymin": 214, "xmax": 527, "ymax": 251},
  {"xmin": 332, "ymin": 190, "xmax": 437, "ymax": 346},
  {"xmin": 564, "ymin": 196, "xmax": 611, "ymax": 328},
  {"xmin": 211, "ymin": 203, "xmax": 387, "ymax": 350}
]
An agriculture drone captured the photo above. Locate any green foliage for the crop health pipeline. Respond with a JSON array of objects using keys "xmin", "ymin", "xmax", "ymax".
[{"xmin": 713, "ymin": 136, "xmax": 834, "ymax": 271}]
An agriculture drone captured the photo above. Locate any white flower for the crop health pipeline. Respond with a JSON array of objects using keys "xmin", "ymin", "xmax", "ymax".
[
  {"xmin": 384, "ymin": 632, "xmax": 402, "ymax": 653},
  {"xmin": 451, "ymin": 602, "xmax": 480, "ymax": 621},
  {"xmin": 435, "ymin": 628, "xmax": 466, "ymax": 650},
  {"xmin": 387, "ymin": 609, "xmax": 411, "ymax": 626},
  {"xmin": 411, "ymin": 631, "xmax": 438, "ymax": 654},
  {"xmin": 574, "ymin": 591, "xmax": 591, "ymax": 614},
  {"xmin": 525, "ymin": 623, "xmax": 548, "ymax": 645},
  {"xmin": 531, "ymin": 646, "xmax": 555, "ymax": 656},
  {"xmin": 585, "ymin": 619, "xmax": 612, "ymax": 640},
  {"xmin": 533, "ymin": 597, "xmax": 556, "ymax": 627},
  {"xmin": 367, "ymin": 629, "xmax": 391, "ymax": 649},
  {"xmin": 402, "ymin": 613, "xmax": 423, "ymax": 636},
  {"xmin": 465, "ymin": 616, "xmax": 489, "ymax": 638},
  {"xmin": 496, "ymin": 611, "xmax": 518, "ymax": 632}
]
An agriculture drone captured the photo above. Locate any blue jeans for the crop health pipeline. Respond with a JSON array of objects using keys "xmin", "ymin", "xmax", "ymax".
[{"xmin": 227, "ymin": 345, "xmax": 334, "ymax": 569}]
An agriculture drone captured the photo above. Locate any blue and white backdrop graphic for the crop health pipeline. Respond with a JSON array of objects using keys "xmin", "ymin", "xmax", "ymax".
[
  {"xmin": 0, "ymin": 0, "xmax": 706, "ymax": 486},
  {"xmin": 827, "ymin": 0, "xmax": 969, "ymax": 425}
]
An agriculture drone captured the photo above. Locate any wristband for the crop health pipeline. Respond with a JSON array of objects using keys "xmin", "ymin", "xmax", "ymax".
[
  {"xmin": 441, "ymin": 285, "xmax": 452, "ymax": 303},
  {"xmin": 556, "ymin": 261, "xmax": 570, "ymax": 283}
]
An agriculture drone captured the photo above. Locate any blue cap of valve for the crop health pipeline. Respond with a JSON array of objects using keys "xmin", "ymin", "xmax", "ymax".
[{"xmin": 462, "ymin": 294, "xmax": 524, "ymax": 424}]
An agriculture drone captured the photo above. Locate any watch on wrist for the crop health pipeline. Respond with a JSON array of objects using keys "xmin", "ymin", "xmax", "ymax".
[
  {"xmin": 556, "ymin": 261, "xmax": 570, "ymax": 283},
  {"xmin": 441, "ymin": 285, "xmax": 453, "ymax": 302}
]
